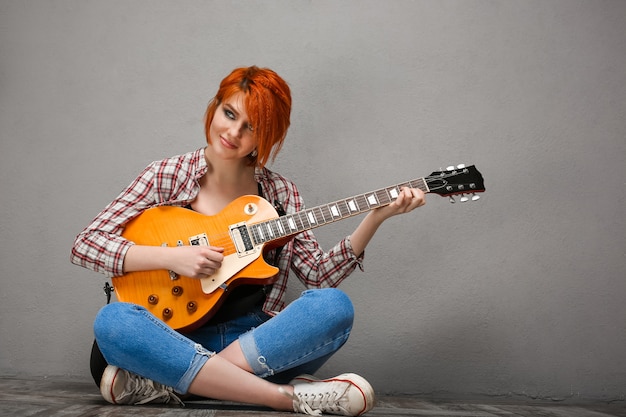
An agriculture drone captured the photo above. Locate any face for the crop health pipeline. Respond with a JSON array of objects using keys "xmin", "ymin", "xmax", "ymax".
[{"xmin": 208, "ymin": 91, "xmax": 257, "ymax": 161}]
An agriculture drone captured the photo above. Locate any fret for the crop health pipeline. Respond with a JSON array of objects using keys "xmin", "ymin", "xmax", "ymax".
[
  {"xmin": 320, "ymin": 205, "xmax": 332, "ymax": 221},
  {"xmin": 267, "ymin": 220, "xmax": 277, "ymax": 238},
  {"xmin": 388, "ymin": 186, "xmax": 399, "ymax": 200},
  {"xmin": 376, "ymin": 189, "xmax": 391, "ymax": 205},
  {"xmin": 375, "ymin": 190, "xmax": 386, "ymax": 205},
  {"xmin": 248, "ymin": 225, "xmax": 257, "ymax": 244},
  {"xmin": 287, "ymin": 214, "xmax": 298, "ymax": 231},
  {"xmin": 354, "ymin": 194, "xmax": 367, "ymax": 212},
  {"xmin": 276, "ymin": 217, "xmax": 286, "ymax": 233},
  {"xmin": 410, "ymin": 178, "xmax": 427, "ymax": 192},
  {"xmin": 297, "ymin": 211, "xmax": 311, "ymax": 230},
  {"xmin": 298, "ymin": 210, "xmax": 314, "ymax": 231},
  {"xmin": 256, "ymin": 224, "xmax": 266, "ymax": 243},
  {"xmin": 337, "ymin": 200, "xmax": 350, "ymax": 217},
  {"xmin": 287, "ymin": 216, "xmax": 297, "ymax": 232},
  {"xmin": 261, "ymin": 223, "xmax": 272, "ymax": 240},
  {"xmin": 366, "ymin": 193, "xmax": 379, "ymax": 207},
  {"xmin": 254, "ymin": 225, "xmax": 263, "ymax": 244},
  {"xmin": 276, "ymin": 217, "xmax": 286, "ymax": 235},
  {"xmin": 312, "ymin": 207, "xmax": 326, "ymax": 225}
]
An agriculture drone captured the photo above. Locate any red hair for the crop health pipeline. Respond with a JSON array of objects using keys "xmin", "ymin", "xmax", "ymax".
[{"xmin": 205, "ymin": 66, "xmax": 292, "ymax": 167}]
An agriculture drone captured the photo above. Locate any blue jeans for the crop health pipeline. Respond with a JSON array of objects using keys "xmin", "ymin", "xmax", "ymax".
[{"xmin": 94, "ymin": 288, "xmax": 354, "ymax": 394}]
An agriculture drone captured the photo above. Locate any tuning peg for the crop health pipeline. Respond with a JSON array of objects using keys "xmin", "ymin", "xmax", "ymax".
[
  {"xmin": 457, "ymin": 164, "xmax": 466, "ymax": 169},
  {"xmin": 449, "ymin": 196, "xmax": 456, "ymax": 203},
  {"xmin": 471, "ymin": 193, "xmax": 480, "ymax": 201},
  {"xmin": 446, "ymin": 165, "xmax": 455, "ymax": 171},
  {"xmin": 460, "ymin": 195, "xmax": 469, "ymax": 203}
]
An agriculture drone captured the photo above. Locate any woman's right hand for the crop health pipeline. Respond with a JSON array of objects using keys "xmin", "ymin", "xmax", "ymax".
[{"xmin": 169, "ymin": 245, "xmax": 225, "ymax": 279}]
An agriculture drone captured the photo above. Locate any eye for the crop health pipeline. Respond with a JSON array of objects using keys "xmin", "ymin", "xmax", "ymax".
[{"xmin": 224, "ymin": 109, "xmax": 236, "ymax": 120}]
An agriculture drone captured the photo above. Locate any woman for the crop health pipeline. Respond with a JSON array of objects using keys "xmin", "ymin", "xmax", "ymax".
[{"xmin": 71, "ymin": 66, "xmax": 426, "ymax": 416}]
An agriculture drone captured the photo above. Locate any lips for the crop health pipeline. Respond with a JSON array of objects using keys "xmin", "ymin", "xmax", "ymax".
[{"xmin": 220, "ymin": 136, "xmax": 237, "ymax": 150}]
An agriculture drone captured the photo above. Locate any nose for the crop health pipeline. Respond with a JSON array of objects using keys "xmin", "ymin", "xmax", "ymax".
[{"xmin": 228, "ymin": 121, "xmax": 246, "ymax": 139}]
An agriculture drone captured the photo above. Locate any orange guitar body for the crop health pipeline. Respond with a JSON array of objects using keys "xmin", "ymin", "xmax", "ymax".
[{"xmin": 112, "ymin": 196, "xmax": 288, "ymax": 333}]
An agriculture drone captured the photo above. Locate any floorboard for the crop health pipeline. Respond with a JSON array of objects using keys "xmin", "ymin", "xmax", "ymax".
[{"xmin": 1, "ymin": 377, "xmax": 625, "ymax": 417}]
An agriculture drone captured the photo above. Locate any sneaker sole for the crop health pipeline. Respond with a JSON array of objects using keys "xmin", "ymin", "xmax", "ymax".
[
  {"xmin": 100, "ymin": 365, "xmax": 122, "ymax": 404},
  {"xmin": 292, "ymin": 373, "xmax": 376, "ymax": 416}
]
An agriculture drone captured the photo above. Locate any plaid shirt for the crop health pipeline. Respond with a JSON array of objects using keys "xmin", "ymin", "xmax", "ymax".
[{"xmin": 71, "ymin": 148, "xmax": 364, "ymax": 314}]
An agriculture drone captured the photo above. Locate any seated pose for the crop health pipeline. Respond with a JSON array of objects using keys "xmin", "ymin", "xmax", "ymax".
[{"xmin": 71, "ymin": 66, "xmax": 425, "ymax": 416}]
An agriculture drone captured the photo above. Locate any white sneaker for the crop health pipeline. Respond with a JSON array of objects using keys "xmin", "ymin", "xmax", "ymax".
[
  {"xmin": 283, "ymin": 373, "xmax": 375, "ymax": 416},
  {"xmin": 100, "ymin": 365, "xmax": 183, "ymax": 406}
]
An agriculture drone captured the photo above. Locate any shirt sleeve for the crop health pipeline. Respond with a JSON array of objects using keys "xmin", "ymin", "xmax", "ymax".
[
  {"xmin": 70, "ymin": 163, "xmax": 159, "ymax": 277},
  {"xmin": 289, "ymin": 229, "xmax": 365, "ymax": 289}
]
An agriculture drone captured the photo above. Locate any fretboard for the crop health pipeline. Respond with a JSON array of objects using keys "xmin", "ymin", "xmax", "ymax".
[{"xmin": 248, "ymin": 178, "xmax": 428, "ymax": 245}]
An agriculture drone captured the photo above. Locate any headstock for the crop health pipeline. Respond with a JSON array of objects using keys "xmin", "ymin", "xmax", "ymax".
[{"xmin": 426, "ymin": 164, "xmax": 485, "ymax": 203}]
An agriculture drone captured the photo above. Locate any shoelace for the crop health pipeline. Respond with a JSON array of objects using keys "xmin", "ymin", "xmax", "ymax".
[
  {"xmin": 279, "ymin": 385, "xmax": 349, "ymax": 416},
  {"xmin": 124, "ymin": 374, "xmax": 184, "ymax": 406},
  {"xmin": 279, "ymin": 387, "xmax": 321, "ymax": 416}
]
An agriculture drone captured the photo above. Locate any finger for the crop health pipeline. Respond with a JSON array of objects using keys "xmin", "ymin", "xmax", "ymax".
[
  {"xmin": 395, "ymin": 187, "xmax": 410, "ymax": 205},
  {"xmin": 203, "ymin": 249, "xmax": 225, "ymax": 262},
  {"xmin": 405, "ymin": 188, "xmax": 425, "ymax": 210}
]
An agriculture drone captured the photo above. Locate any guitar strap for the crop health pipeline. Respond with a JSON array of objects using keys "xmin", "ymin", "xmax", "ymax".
[
  {"xmin": 103, "ymin": 282, "xmax": 113, "ymax": 305},
  {"xmin": 270, "ymin": 199, "xmax": 287, "ymax": 266}
]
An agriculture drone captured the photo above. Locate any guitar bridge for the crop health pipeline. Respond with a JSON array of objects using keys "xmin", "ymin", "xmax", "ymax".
[{"xmin": 230, "ymin": 222, "xmax": 258, "ymax": 257}]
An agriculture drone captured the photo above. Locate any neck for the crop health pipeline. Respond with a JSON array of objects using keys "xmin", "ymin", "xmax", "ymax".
[{"xmin": 203, "ymin": 146, "xmax": 256, "ymax": 187}]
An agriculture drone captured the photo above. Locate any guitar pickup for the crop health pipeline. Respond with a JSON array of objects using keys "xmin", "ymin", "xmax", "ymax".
[
  {"xmin": 189, "ymin": 233, "xmax": 209, "ymax": 246},
  {"xmin": 230, "ymin": 223, "xmax": 257, "ymax": 256}
]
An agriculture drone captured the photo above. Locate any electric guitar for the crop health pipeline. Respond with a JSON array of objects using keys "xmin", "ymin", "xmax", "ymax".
[{"xmin": 113, "ymin": 165, "xmax": 485, "ymax": 331}]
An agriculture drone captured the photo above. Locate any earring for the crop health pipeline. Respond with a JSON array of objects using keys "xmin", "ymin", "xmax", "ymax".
[{"xmin": 250, "ymin": 149, "xmax": 258, "ymax": 158}]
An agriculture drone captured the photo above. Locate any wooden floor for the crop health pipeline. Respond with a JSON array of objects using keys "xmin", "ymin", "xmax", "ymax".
[{"xmin": 1, "ymin": 377, "xmax": 625, "ymax": 417}]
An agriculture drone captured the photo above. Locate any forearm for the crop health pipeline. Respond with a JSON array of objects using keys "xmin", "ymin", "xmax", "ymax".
[
  {"xmin": 348, "ymin": 210, "xmax": 388, "ymax": 257},
  {"xmin": 122, "ymin": 245, "xmax": 175, "ymax": 273}
]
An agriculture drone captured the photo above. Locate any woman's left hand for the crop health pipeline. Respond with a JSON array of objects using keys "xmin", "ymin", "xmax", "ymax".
[{"xmin": 378, "ymin": 187, "xmax": 426, "ymax": 218}]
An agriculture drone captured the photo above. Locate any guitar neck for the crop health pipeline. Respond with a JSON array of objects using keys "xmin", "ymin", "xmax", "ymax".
[{"xmin": 248, "ymin": 178, "xmax": 428, "ymax": 246}]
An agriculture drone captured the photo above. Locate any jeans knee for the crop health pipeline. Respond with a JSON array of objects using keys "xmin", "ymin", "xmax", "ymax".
[
  {"xmin": 304, "ymin": 288, "xmax": 354, "ymax": 331},
  {"xmin": 93, "ymin": 302, "xmax": 138, "ymax": 344}
]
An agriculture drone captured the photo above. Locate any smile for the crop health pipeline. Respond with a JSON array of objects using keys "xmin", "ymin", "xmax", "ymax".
[{"xmin": 220, "ymin": 136, "xmax": 237, "ymax": 150}]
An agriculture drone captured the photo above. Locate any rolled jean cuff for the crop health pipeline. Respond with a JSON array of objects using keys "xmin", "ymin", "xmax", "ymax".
[
  {"xmin": 239, "ymin": 329, "xmax": 273, "ymax": 378},
  {"xmin": 174, "ymin": 344, "xmax": 214, "ymax": 394}
]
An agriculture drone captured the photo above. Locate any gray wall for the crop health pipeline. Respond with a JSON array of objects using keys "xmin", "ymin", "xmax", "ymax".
[{"xmin": 1, "ymin": 0, "xmax": 625, "ymax": 402}]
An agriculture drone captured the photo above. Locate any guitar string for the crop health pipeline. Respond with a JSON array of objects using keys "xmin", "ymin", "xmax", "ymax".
[{"xmin": 189, "ymin": 173, "xmax": 466, "ymax": 251}]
